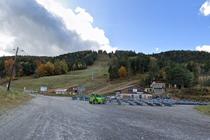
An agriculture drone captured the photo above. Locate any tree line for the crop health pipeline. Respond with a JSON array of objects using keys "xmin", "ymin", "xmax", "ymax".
[
  {"xmin": 1, "ymin": 49, "xmax": 210, "ymax": 89},
  {"xmin": 0, "ymin": 51, "xmax": 97, "ymax": 78},
  {"xmin": 108, "ymin": 50, "xmax": 210, "ymax": 88}
]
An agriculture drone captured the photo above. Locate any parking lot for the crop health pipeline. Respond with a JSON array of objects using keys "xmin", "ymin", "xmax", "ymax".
[
  {"xmin": 73, "ymin": 96, "xmax": 209, "ymax": 107},
  {"xmin": 0, "ymin": 95, "xmax": 210, "ymax": 140}
]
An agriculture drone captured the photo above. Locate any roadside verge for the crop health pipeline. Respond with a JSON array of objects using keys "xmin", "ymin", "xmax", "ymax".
[
  {"xmin": 195, "ymin": 105, "xmax": 210, "ymax": 117},
  {"xmin": 0, "ymin": 87, "xmax": 32, "ymax": 114}
]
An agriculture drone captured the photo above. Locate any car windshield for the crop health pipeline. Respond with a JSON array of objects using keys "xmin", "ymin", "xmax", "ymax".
[{"xmin": 96, "ymin": 95, "xmax": 102, "ymax": 97}]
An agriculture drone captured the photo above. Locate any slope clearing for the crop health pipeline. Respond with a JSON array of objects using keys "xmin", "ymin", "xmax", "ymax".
[{"xmin": 9, "ymin": 54, "xmax": 141, "ymax": 95}]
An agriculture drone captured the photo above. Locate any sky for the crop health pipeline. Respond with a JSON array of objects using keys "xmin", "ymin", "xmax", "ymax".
[{"xmin": 0, "ymin": 0, "xmax": 210, "ymax": 56}]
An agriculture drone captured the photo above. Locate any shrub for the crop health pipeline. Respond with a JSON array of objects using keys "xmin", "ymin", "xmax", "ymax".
[{"xmin": 204, "ymin": 79, "xmax": 210, "ymax": 86}]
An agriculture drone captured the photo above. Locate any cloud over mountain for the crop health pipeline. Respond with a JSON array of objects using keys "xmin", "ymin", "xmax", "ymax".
[
  {"xmin": 0, "ymin": 0, "xmax": 116, "ymax": 56},
  {"xmin": 196, "ymin": 45, "xmax": 210, "ymax": 53}
]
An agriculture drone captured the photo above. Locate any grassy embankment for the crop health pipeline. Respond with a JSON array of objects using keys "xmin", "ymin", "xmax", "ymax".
[
  {"xmin": 9, "ymin": 54, "xmax": 142, "ymax": 95},
  {"xmin": 167, "ymin": 88, "xmax": 210, "ymax": 102},
  {"xmin": 0, "ymin": 86, "xmax": 32, "ymax": 112},
  {"xmin": 195, "ymin": 105, "xmax": 210, "ymax": 116}
]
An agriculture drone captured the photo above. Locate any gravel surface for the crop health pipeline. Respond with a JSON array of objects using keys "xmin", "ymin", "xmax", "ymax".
[{"xmin": 0, "ymin": 95, "xmax": 210, "ymax": 140}]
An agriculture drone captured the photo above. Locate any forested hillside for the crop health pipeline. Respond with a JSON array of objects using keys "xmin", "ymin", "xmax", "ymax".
[
  {"xmin": 152, "ymin": 50, "xmax": 210, "ymax": 63},
  {"xmin": 0, "ymin": 50, "xmax": 97, "ymax": 78},
  {"xmin": 108, "ymin": 50, "xmax": 210, "ymax": 88},
  {"xmin": 1, "ymin": 50, "xmax": 210, "ymax": 90}
]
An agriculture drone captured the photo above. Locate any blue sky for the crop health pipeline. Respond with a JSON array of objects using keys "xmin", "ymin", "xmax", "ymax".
[
  {"xmin": 1, "ymin": 0, "xmax": 210, "ymax": 56},
  {"xmin": 65, "ymin": 0, "xmax": 210, "ymax": 53}
]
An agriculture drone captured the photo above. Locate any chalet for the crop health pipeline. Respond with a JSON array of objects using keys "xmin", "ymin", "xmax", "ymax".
[
  {"xmin": 150, "ymin": 81, "xmax": 166, "ymax": 95},
  {"xmin": 118, "ymin": 85, "xmax": 145, "ymax": 94},
  {"xmin": 67, "ymin": 86, "xmax": 78, "ymax": 93},
  {"xmin": 65, "ymin": 85, "xmax": 81, "ymax": 95},
  {"xmin": 115, "ymin": 85, "xmax": 145, "ymax": 99},
  {"xmin": 55, "ymin": 88, "xmax": 68, "ymax": 95}
]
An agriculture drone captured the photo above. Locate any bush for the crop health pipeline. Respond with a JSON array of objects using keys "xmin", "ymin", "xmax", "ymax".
[
  {"xmin": 36, "ymin": 62, "xmax": 55, "ymax": 77},
  {"xmin": 204, "ymin": 79, "xmax": 210, "ymax": 86},
  {"xmin": 118, "ymin": 66, "xmax": 127, "ymax": 79},
  {"xmin": 108, "ymin": 66, "xmax": 119, "ymax": 80},
  {"xmin": 181, "ymin": 88, "xmax": 209, "ymax": 96},
  {"xmin": 166, "ymin": 65, "xmax": 194, "ymax": 88},
  {"xmin": 140, "ymin": 74, "xmax": 153, "ymax": 87}
]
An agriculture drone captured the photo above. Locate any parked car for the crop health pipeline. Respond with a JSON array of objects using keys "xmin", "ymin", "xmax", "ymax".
[{"xmin": 89, "ymin": 94, "xmax": 106, "ymax": 104}]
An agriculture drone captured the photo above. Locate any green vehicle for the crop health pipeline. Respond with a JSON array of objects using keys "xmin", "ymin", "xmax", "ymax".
[{"xmin": 89, "ymin": 94, "xmax": 106, "ymax": 104}]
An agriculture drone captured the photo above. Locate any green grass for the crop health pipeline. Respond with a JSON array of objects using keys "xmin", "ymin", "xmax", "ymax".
[
  {"xmin": 195, "ymin": 105, "xmax": 210, "ymax": 116},
  {"xmin": 167, "ymin": 88, "xmax": 210, "ymax": 102},
  {"xmin": 0, "ymin": 87, "xmax": 32, "ymax": 111},
  {"xmin": 4, "ymin": 54, "xmax": 141, "ymax": 95},
  {"xmin": 9, "ymin": 54, "xmax": 110, "ymax": 93}
]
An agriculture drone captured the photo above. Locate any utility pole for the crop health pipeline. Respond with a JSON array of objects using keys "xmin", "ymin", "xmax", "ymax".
[
  {"xmin": 92, "ymin": 71, "xmax": 94, "ymax": 80},
  {"xmin": 7, "ymin": 47, "xmax": 19, "ymax": 91}
]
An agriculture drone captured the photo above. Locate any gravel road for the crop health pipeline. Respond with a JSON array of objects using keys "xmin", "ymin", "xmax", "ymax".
[{"xmin": 0, "ymin": 95, "xmax": 210, "ymax": 140}]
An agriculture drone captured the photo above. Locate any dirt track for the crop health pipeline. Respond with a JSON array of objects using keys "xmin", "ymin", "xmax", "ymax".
[{"xmin": 0, "ymin": 95, "xmax": 210, "ymax": 140}]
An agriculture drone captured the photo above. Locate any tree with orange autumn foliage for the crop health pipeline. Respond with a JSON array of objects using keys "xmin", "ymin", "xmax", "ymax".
[
  {"xmin": 4, "ymin": 58, "xmax": 15, "ymax": 77},
  {"xmin": 36, "ymin": 62, "xmax": 55, "ymax": 77},
  {"xmin": 118, "ymin": 66, "xmax": 127, "ymax": 79}
]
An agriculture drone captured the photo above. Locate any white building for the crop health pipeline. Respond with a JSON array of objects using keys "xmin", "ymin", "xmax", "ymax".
[
  {"xmin": 55, "ymin": 89, "xmax": 68, "ymax": 95},
  {"xmin": 150, "ymin": 81, "xmax": 166, "ymax": 95},
  {"xmin": 141, "ymin": 94, "xmax": 153, "ymax": 99},
  {"xmin": 40, "ymin": 85, "xmax": 48, "ymax": 94},
  {"xmin": 115, "ymin": 85, "xmax": 145, "ymax": 99}
]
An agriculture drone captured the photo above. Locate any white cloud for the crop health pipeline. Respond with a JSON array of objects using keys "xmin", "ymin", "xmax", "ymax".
[
  {"xmin": 0, "ymin": 49, "xmax": 12, "ymax": 56},
  {"xmin": 198, "ymin": 1, "xmax": 210, "ymax": 53},
  {"xmin": 200, "ymin": 0, "xmax": 210, "ymax": 16},
  {"xmin": 196, "ymin": 45, "xmax": 210, "ymax": 52},
  {"xmin": 0, "ymin": 0, "xmax": 116, "ymax": 56},
  {"xmin": 155, "ymin": 48, "xmax": 160, "ymax": 52},
  {"xmin": 0, "ymin": 33, "xmax": 15, "ymax": 56},
  {"xmin": 36, "ymin": 0, "xmax": 116, "ymax": 53}
]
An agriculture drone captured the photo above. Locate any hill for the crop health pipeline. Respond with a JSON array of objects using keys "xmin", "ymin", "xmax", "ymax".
[
  {"xmin": 8, "ymin": 54, "xmax": 141, "ymax": 95},
  {"xmin": 1, "ymin": 50, "xmax": 210, "ymax": 95},
  {"xmin": 152, "ymin": 50, "xmax": 210, "ymax": 63},
  {"xmin": 0, "ymin": 50, "xmax": 97, "ymax": 78}
]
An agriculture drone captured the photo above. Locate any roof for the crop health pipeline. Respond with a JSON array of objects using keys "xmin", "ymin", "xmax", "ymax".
[
  {"xmin": 151, "ymin": 82, "xmax": 165, "ymax": 88},
  {"xmin": 55, "ymin": 89, "xmax": 67, "ymax": 92},
  {"xmin": 116, "ymin": 84, "xmax": 144, "ymax": 91}
]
